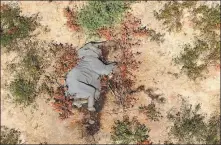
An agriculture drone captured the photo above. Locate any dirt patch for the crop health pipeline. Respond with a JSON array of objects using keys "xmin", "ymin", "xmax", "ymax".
[{"xmin": 1, "ymin": 1, "xmax": 220, "ymax": 144}]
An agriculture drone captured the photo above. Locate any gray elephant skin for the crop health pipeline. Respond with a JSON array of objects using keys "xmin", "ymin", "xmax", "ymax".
[{"xmin": 65, "ymin": 42, "xmax": 116, "ymax": 111}]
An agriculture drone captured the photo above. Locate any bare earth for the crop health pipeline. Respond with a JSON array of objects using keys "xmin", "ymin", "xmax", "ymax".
[{"xmin": 1, "ymin": 1, "xmax": 220, "ymax": 144}]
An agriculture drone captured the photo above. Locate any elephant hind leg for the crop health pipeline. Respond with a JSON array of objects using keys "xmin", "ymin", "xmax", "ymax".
[
  {"xmin": 94, "ymin": 89, "xmax": 100, "ymax": 100},
  {"xmin": 88, "ymin": 95, "xmax": 96, "ymax": 111}
]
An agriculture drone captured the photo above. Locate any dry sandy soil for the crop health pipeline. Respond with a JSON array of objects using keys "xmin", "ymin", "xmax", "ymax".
[{"xmin": 1, "ymin": 1, "xmax": 220, "ymax": 144}]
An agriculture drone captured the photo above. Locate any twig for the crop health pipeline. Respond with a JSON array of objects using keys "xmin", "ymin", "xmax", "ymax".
[{"xmin": 108, "ymin": 82, "xmax": 123, "ymax": 105}]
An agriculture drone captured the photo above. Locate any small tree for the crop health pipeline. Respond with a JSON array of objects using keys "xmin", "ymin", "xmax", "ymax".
[{"xmin": 111, "ymin": 116, "xmax": 150, "ymax": 144}]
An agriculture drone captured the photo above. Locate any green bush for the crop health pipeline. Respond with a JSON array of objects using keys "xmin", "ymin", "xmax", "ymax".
[
  {"xmin": 21, "ymin": 48, "xmax": 43, "ymax": 80},
  {"xmin": 76, "ymin": 1, "xmax": 129, "ymax": 33},
  {"xmin": 111, "ymin": 116, "xmax": 150, "ymax": 144},
  {"xmin": 167, "ymin": 99, "xmax": 220, "ymax": 144},
  {"xmin": 0, "ymin": 126, "xmax": 21, "ymax": 144},
  {"xmin": 1, "ymin": 4, "xmax": 37, "ymax": 47},
  {"xmin": 175, "ymin": 36, "xmax": 220, "ymax": 80},
  {"xmin": 10, "ymin": 75, "xmax": 36, "ymax": 106},
  {"xmin": 139, "ymin": 102, "xmax": 163, "ymax": 121},
  {"xmin": 174, "ymin": 39, "xmax": 208, "ymax": 80}
]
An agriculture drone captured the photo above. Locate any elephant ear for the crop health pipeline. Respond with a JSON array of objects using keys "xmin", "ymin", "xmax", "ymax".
[{"xmin": 78, "ymin": 42, "xmax": 102, "ymax": 58}]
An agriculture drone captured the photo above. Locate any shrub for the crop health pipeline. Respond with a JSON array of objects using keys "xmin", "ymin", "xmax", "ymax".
[
  {"xmin": 146, "ymin": 28, "xmax": 165, "ymax": 44},
  {"xmin": 145, "ymin": 88, "xmax": 165, "ymax": 104},
  {"xmin": 76, "ymin": 1, "xmax": 129, "ymax": 33},
  {"xmin": 13, "ymin": 41, "xmax": 46, "ymax": 76},
  {"xmin": 173, "ymin": 3, "xmax": 220, "ymax": 80},
  {"xmin": 10, "ymin": 75, "xmax": 36, "ymax": 106},
  {"xmin": 174, "ymin": 40, "xmax": 208, "ymax": 80},
  {"xmin": 0, "ymin": 126, "xmax": 21, "ymax": 144},
  {"xmin": 167, "ymin": 99, "xmax": 220, "ymax": 144},
  {"xmin": 21, "ymin": 48, "xmax": 44, "ymax": 80},
  {"xmin": 154, "ymin": 2, "xmax": 220, "ymax": 79},
  {"xmin": 5, "ymin": 40, "xmax": 49, "ymax": 106},
  {"xmin": 154, "ymin": 1, "xmax": 196, "ymax": 32},
  {"xmin": 111, "ymin": 116, "xmax": 150, "ymax": 144},
  {"xmin": 175, "ymin": 37, "xmax": 220, "ymax": 80},
  {"xmin": 205, "ymin": 115, "xmax": 220, "ymax": 144},
  {"xmin": 63, "ymin": 7, "xmax": 81, "ymax": 32},
  {"xmin": 134, "ymin": 27, "xmax": 165, "ymax": 44},
  {"xmin": 0, "ymin": 4, "xmax": 37, "ymax": 47},
  {"xmin": 53, "ymin": 43, "xmax": 78, "ymax": 78},
  {"xmin": 109, "ymin": 48, "xmax": 140, "ymax": 106},
  {"xmin": 192, "ymin": 4, "xmax": 220, "ymax": 34},
  {"xmin": 139, "ymin": 102, "xmax": 163, "ymax": 121},
  {"xmin": 51, "ymin": 86, "xmax": 73, "ymax": 120}
]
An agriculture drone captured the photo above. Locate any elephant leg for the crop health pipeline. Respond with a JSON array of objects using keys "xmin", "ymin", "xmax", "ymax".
[
  {"xmin": 105, "ymin": 63, "xmax": 117, "ymax": 75},
  {"xmin": 88, "ymin": 95, "xmax": 96, "ymax": 111},
  {"xmin": 94, "ymin": 89, "xmax": 100, "ymax": 100},
  {"xmin": 72, "ymin": 99, "xmax": 88, "ymax": 108}
]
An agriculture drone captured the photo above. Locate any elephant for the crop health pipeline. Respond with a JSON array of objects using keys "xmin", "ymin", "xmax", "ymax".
[{"xmin": 65, "ymin": 41, "xmax": 116, "ymax": 111}]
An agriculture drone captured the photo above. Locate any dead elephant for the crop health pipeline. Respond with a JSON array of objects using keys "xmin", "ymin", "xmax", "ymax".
[{"xmin": 65, "ymin": 41, "xmax": 116, "ymax": 111}]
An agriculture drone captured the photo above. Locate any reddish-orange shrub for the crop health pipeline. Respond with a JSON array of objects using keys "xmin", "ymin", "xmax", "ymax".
[
  {"xmin": 51, "ymin": 86, "xmax": 74, "ymax": 120},
  {"xmin": 63, "ymin": 8, "xmax": 81, "ymax": 32},
  {"xmin": 137, "ymin": 140, "xmax": 153, "ymax": 145},
  {"xmin": 7, "ymin": 27, "xmax": 18, "ymax": 35},
  {"xmin": 97, "ymin": 27, "xmax": 113, "ymax": 40},
  {"xmin": 53, "ymin": 43, "xmax": 79, "ymax": 77}
]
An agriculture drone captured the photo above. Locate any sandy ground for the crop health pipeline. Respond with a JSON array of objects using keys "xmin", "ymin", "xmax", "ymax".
[{"xmin": 1, "ymin": 1, "xmax": 220, "ymax": 144}]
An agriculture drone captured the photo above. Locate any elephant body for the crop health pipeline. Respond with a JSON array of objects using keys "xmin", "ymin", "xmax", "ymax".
[{"xmin": 65, "ymin": 42, "xmax": 116, "ymax": 111}]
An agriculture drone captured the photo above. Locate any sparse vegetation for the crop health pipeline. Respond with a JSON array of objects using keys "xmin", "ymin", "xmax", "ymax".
[
  {"xmin": 111, "ymin": 116, "xmax": 150, "ymax": 144},
  {"xmin": 145, "ymin": 88, "xmax": 165, "ymax": 104},
  {"xmin": 51, "ymin": 86, "xmax": 73, "ymax": 120},
  {"xmin": 167, "ymin": 99, "xmax": 220, "ymax": 144},
  {"xmin": 21, "ymin": 48, "xmax": 44, "ymax": 80},
  {"xmin": 164, "ymin": 140, "xmax": 174, "ymax": 145},
  {"xmin": 0, "ymin": 4, "xmax": 37, "ymax": 47},
  {"xmin": 192, "ymin": 4, "xmax": 220, "ymax": 35},
  {"xmin": 154, "ymin": 1, "xmax": 196, "ymax": 32},
  {"xmin": 175, "ymin": 35, "xmax": 220, "ymax": 80},
  {"xmin": 109, "ymin": 48, "xmax": 140, "ymax": 107},
  {"xmin": 174, "ymin": 39, "xmax": 209, "ymax": 80},
  {"xmin": 52, "ymin": 43, "xmax": 78, "ymax": 78},
  {"xmin": 157, "ymin": 2, "xmax": 220, "ymax": 79},
  {"xmin": 6, "ymin": 40, "xmax": 49, "ymax": 106},
  {"xmin": 0, "ymin": 126, "xmax": 21, "ymax": 144},
  {"xmin": 10, "ymin": 75, "xmax": 36, "ymax": 106},
  {"xmin": 205, "ymin": 114, "xmax": 220, "ymax": 144},
  {"xmin": 63, "ymin": 7, "xmax": 81, "ymax": 32},
  {"xmin": 139, "ymin": 102, "xmax": 163, "ymax": 121},
  {"xmin": 134, "ymin": 27, "xmax": 165, "ymax": 44},
  {"xmin": 76, "ymin": 1, "xmax": 129, "ymax": 33},
  {"xmin": 146, "ymin": 28, "xmax": 165, "ymax": 44}
]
